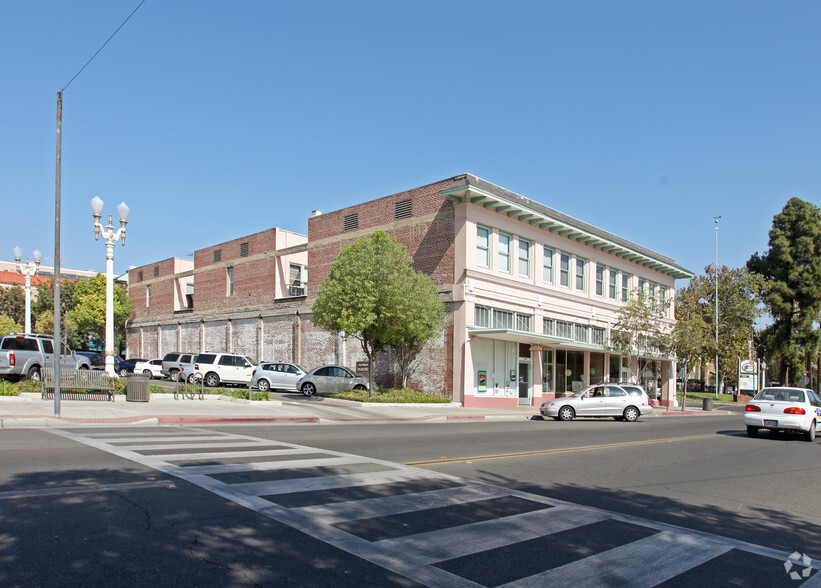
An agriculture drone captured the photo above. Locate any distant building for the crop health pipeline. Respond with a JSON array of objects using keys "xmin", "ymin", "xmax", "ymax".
[
  {"xmin": 0, "ymin": 261, "xmax": 99, "ymax": 292},
  {"xmin": 125, "ymin": 174, "xmax": 692, "ymax": 406}
]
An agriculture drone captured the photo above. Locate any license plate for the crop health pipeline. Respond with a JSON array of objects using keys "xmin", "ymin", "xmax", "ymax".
[{"xmin": 764, "ymin": 419, "xmax": 778, "ymax": 427}]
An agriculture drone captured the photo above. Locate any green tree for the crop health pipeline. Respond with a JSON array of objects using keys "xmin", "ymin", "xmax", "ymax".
[
  {"xmin": 0, "ymin": 315, "xmax": 23, "ymax": 336},
  {"xmin": 69, "ymin": 274, "xmax": 134, "ymax": 352},
  {"xmin": 748, "ymin": 197, "xmax": 821, "ymax": 386},
  {"xmin": 611, "ymin": 288, "xmax": 671, "ymax": 383},
  {"xmin": 385, "ymin": 269, "xmax": 445, "ymax": 388},
  {"xmin": 34, "ymin": 310, "xmax": 54, "ymax": 335},
  {"xmin": 673, "ymin": 265, "xmax": 762, "ymax": 396},
  {"xmin": 0, "ymin": 286, "xmax": 24, "ymax": 326},
  {"xmin": 312, "ymin": 231, "xmax": 443, "ymax": 396}
]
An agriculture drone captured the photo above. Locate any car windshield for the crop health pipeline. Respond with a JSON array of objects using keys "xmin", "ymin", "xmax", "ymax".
[{"xmin": 755, "ymin": 388, "xmax": 805, "ymax": 402}]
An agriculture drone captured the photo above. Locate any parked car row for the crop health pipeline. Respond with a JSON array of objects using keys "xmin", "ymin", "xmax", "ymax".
[{"xmin": 159, "ymin": 351, "xmax": 369, "ymax": 396}]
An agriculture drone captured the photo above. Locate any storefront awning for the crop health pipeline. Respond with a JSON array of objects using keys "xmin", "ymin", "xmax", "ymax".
[
  {"xmin": 468, "ymin": 328, "xmax": 676, "ymax": 360},
  {"xmin": 468, "ymin": 328, "xmax": 609, "ymax": 352}
]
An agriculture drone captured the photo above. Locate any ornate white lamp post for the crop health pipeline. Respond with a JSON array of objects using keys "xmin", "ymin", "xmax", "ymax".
[
  {"xmin": 91, "ymin": 196, "xmax": 129, "ymax": 377},
  {"xmin": 13, "ymin": 246, "xmax": 42, "ymax": 334}
]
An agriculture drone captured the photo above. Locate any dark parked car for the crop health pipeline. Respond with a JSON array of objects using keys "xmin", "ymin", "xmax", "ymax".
[{"xmin": 79, "ymin": 351, "xmax": 129, "ymax": 376}]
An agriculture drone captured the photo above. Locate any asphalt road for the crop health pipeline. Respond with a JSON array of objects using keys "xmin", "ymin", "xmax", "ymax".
[{"xmin": 1, "ymin": 413, "xmax": 819, "ymax": 586}]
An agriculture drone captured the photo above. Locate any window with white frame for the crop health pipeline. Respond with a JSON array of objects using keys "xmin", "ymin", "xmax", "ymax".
[
  {"xmin": 498, "ymin": 232, "xmax": 511, "ymax": 273},
  {"xmin": 621, "ymin": 273, "xmax": 630, "ymax": 301},
  {"xmin": 649, "ymin": 282, "xmax": 656, "ymax": 308},
  {"xmin": 145, "ymin": 285, "xmax": 151, "ymax": 308},
  {"xmin": 591, "ymin": 326, "xmax": 607, "ymax": 346},
  {"xmin": 556, "ymin": 320, "xmax": 572, "ymax": 339},
  {"xmin": 608, "ymin": 268, "xmax": 617, "ymax": 300},
  {"xmin": 543, "ymin": 247, "xmax": 554, "ymax": 283},
  {"xmin": 226, "ymin": 267, "xmax": 234, "ymax": 297},
  {"xmin": 475, "ymin": 305, "xmax": 491, "ymax": 327},
  {"xmin": 595, "ymin": 264, "xmax": 605, "ymax": 296},
  {"xmin": 493, "ymin": 309, "xmax": 514, "ymax": 329},
  {"xmin": 638, "ymin": 278, "xmax": 647, "ymax": 296},
  {"xmin": 560, "ymin": 252, "xmax": 570, "ymax": 287},
  {"xmin": 516, "ymin": 313, "xmax": 532, "ymax": 332},
  {"xmin": 574, "ymin": 324, "xmax": 588, "ymax": 343},
  {"xmin": 543, "ymin": 318, "xmax": 555, "ymax": 336},
  {"xmin": 659, "ymin": 285, "xmax": 668, "ymax": 312},
  {"xmin": 476, "ymin": 225, "xmax": 491, "ymax": 268},
  {"xmin": 518, "ymin": 238, "xmax": 531, "ymax": 277},
  {"xmin": 575, "ymin": 258, "xmax": 586, "ymax": 291}
]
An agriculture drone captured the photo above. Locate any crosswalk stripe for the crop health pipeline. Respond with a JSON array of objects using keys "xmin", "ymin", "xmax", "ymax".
[
  {"xmin": 384, "ymin": 505, "xmax": 610, "ymax": 565},
  {"xmin": 178, "ymin": 455, "xmax": 369, "ymax": 475},
  {"xmin": 293, "ymin": 484, "xmax": 510, "ymax": 522},
  {"xmin": 507, "ymin": 529, "xmax": 732, "ymax": 588}
]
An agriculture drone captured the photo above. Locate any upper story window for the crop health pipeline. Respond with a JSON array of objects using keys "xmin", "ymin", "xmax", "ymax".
[
  {"xmin": 476, "ymin": 225, "xmax": 491, "ymax": 268},
  {"xmin": 608, "ymin": 268, "xmax": 617, "ymax": 300},
  {"xmin": 213, "ymin": 249, "xmax": 222, "ymax": 263},
  {"xmin": 498, "ymin": 232, "xmax": 512, "ymax": 273},
  {"xmin": 515, "ymin": 313, "xmax": 532, "ymax": 332},
  {"xmin": 240, "ymin": 242, "xmax": 249, "ymax": 258},
  {"xmin": 575, "ymin": 258, "xmax": 587, "ymax": 291},
  {"xmin": 518, "ymin": 239, "xmax": 531, "ymax": 278},
  {"xmin": 543, "ymin": 247, "xmax": 554, "ymax": 283},
  {"xmin": 621, "ymin": 273, "xmax": 631, "ymax": 301},
  {"xmin": 493, "ymin": 309, "xmax": 514, "ymax": 329},
  {"xmin": 475, "ymin": 305, "xmax": 491, "ymax": 327},
  {"xmin": 137, "ymin": 270, "xmax": 144, "ymax": 282},
  {"xmin": 638, "ymin": 278, "xmax": 647, "ymax": 295},
  {"xmin": 595, "ymin": 264, "xmax": 605, "ymax": 297},
  {"xmin": 559, "ymin": 252, "xmax": 570, "ymax": 287},
  {"xmin": 659, "ymin": 285, "xmax": 668, "ymax": 312},
  {"xmin": 153, "ymin": 266, "xmax": 159, "ymax": 277},
  {"xmin": 226, "ymin": 267, "xmax": 234, "ymax": 297},
  {"xmin": 648, "ymin": 282, "xmax": 657, "ymax": 308}
]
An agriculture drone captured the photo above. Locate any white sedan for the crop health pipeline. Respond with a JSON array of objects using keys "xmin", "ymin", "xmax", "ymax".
[
  {"xmin": 744, "ymin": 387, "xmax": 821, "ymax": 441},
  {"xmin": 132, "ymin": 358, "xmax": 164, "ymax": 379}
]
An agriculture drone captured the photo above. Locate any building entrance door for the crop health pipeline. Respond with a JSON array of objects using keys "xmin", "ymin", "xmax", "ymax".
[{"xmin": 518, "ymin": 360, "xmax": 530, "ymax": 405}]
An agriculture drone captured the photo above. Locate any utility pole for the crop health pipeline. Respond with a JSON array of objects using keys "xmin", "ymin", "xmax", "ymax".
[
  {"xmin": 714, "ymin": 216, "xmax": 721, "ymax": 398},
  {"xmin": 53, "ymin": 92, "xmax": 63, "ymax": 417}
]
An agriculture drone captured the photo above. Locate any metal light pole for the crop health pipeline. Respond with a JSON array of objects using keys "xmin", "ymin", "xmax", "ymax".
[
  {"xmin": 714, "ymin": 216, "xmax": 721, "ymax": 397},
  {"xmin": 91, "ymin": 196, "xmax": 129, "ymax": 377},
  {"xmin": 12, "ymin": 246, "xmax": 42, "ymax": 334}
]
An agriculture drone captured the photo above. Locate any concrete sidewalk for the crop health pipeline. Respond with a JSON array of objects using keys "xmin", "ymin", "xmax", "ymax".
[{"xmin": 0, "ymin": 392, "xmax": 735, "ymax": 429}]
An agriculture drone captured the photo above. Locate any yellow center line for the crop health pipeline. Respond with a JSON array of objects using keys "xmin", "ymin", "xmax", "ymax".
[{"xmin": 403, "ymin": 433, "xmax": 718, "ymax": 466}]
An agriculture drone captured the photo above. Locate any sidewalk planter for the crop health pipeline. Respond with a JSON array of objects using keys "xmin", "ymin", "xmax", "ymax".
[
  {"xmin": 126, "ymin": 374, "xmax": 150, "ymax": 402},
  {"xmin": 702, "ymin": 397, "xmax": 714, "ymax": 411}
]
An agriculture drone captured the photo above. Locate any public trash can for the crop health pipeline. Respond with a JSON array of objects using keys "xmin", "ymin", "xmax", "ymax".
[
  {"xmin": 126, "ymin": 373, "xmax": 150, "ymax": 402},
  {"xmin": 702, "ymin": 397, "xmax": 714, "ymax": 411}
]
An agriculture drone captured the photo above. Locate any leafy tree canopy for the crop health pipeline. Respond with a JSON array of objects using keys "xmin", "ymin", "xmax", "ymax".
[
  {"xmin": 312, "ymin": 230, "xmax": 444, "ymax": 394},
  {"xmin": 0, "ymin": 314, "xmax": 23, "ymax": 336}
]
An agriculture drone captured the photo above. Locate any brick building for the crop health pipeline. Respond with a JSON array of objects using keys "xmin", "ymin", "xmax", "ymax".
[{"xmin": 125, "ymin": 174, "xmax": 692, "ymax": 406}]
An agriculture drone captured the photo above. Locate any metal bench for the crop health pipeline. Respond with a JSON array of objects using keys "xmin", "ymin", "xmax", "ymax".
[{"xmin": 41, "ymin": 368, "xmax": 116, "ymax": 402}]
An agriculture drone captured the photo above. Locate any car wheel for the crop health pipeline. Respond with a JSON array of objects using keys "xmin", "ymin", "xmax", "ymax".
[
  {"xmin": 805, "ymin": 421, "xmax": 816, "ymax": 442},
  {"xmin": 143, "ymin": 369, "xmax": 153, "ymax": 377},
  {"xmin": 187, "ymin": 373, "xmax": 198, "ymax": 384},
  {"xmin": 557, "ymin": 406, "xmax": 575, "ymax": 421},
  {"xmin": 119, "ymin": 368, "xmax": 128, "ymax": 377},
  {"xmin": 27, "ymin": 366, "xmax": 41, "ymax": 382},
  {"xmin": 746, "ymin": 425, "xmax": 759, "ymax": 438},
  {"xmin": 623, "ymin": 406, "xmax": 640, "ymax": 422},
  {"xmin": 204, "ymin": 372, "xmax": 220, "ymax": 388},
  {"xmin": 170, "ymin": 369, "xmax": 180, "ymax": 382},
  {"xmin": 257, "ymin": 379, "xmax": 270, "ymax": 392},
  {"xmin": 78, "ymin": 364, "xmax": 89, "ymax": 370},
  {"xmin": 353, "ymin": 384, "xmax": 367, "ymax": 391},
  {"xmin": 301, "ymin": 382, "xmax": 316, "ymax": 396}
]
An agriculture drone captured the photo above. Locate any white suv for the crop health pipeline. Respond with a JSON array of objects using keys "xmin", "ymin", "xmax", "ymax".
[{"xmin": 188, "ymin": 352, "xmax": 256, "ymax": 388}]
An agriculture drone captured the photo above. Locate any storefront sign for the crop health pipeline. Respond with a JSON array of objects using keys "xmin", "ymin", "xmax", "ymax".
[{"xmin": 478, "ymin": 370, "xmax": 487, "ymax": 393}]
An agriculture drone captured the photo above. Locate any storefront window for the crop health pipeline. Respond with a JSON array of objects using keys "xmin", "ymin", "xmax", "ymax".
[
  {"xmin": 610, "ymin": 354, "xmax": 622, "ymax": 382},
  {"xmin": 590, "ymin": 352, "xmax": 605, "ymax": 384},
  {"xmin": 555, "ymin": 350, "xmax": 585, "ymax": 392}
]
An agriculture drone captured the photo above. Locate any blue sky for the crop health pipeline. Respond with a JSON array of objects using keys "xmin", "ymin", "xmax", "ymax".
[{"xmin": 2, "ymin": 1, "xmax": 819, "ymax": 284}]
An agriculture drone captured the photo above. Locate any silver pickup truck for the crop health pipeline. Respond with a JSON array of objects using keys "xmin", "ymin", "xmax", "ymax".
[{"xmin": 0, "ymin": 333, "xmax": 92, "ymax": 382}]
